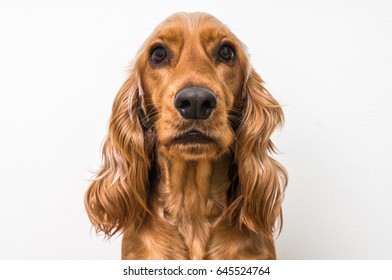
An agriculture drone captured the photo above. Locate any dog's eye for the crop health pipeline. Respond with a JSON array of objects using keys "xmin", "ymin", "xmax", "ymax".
[
  {"xmin": 218, "ymin": 45, "xmax": 236, "ymax": 62},
  {"xmin": 150, "ymin": 46, "xmax": 168, "ymax": 65}
]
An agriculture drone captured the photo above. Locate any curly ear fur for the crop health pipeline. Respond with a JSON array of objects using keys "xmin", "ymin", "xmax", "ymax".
[
  {"xmin": 229, "ymin": 68, "xmax": 288, "ymax": 236},
  {"xmin": 85, "ymin": 71, "xmax": 152, "ymax": 237}
]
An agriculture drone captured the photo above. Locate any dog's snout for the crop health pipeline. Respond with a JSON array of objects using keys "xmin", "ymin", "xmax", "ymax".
[{"xmin": 174, "ymin": 87, "xmax": 217, "ymax": 119}]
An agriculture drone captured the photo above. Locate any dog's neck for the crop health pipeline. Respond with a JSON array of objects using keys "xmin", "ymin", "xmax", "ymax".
[{"xmin": 154, "ymin": 152, "xmax": 231, "ymax": 259}]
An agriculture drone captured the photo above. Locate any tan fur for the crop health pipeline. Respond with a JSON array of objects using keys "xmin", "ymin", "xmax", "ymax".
[{"xmin": 85, "ymin": 12, "xmax": 287, "ymax": 260}]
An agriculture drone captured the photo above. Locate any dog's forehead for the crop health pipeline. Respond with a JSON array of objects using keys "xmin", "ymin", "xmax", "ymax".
[{"xmin": 152, "ymin": 12, "xmax": 233, "ymax": 41}]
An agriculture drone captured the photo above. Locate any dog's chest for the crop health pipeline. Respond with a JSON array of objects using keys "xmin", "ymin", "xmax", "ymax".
[
  {"xmin": 156, "ymin": 156, "xmax": 231, "ymax": 259},
  {"xmin": 162, "ymin": 193, "xmax": 224, "ymax": 260}
]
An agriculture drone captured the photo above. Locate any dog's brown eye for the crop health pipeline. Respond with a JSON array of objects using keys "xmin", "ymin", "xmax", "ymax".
[
  {"xmin": 218, "ymin": 45, "xmax": 235, "ymax": 62},
  {"xmin": 150, "ymin": 46, "xmax": 168, "ymax": 65}
]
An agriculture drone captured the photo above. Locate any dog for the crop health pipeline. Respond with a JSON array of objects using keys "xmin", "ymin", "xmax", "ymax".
[{"xmin": 85, "ymin": 12, "xmax": 287, "ymax": 259}]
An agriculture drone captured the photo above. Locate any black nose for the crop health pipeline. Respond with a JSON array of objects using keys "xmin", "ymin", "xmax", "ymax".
[{"xmin": 174, "ymin": 87, "xmax": 217, "ymax": 119}]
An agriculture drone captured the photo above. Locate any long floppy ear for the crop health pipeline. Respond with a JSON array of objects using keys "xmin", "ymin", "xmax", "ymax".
[
  {"xmin": 229, "ymin": 68, "xmax": 288, "ymax": 236},
  {"xmin": 85, "ymin": 71, "xmax": 151, "ymax": 237}
]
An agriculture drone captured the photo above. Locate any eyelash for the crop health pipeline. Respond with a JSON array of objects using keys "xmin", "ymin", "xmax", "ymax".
[
  {"xmin": 217, "ymin": 44, "xmax": 236, "ymax": 63},
  {"xmin": 149, "ymin": 45, "xmax": 170, "ymax": 66}
]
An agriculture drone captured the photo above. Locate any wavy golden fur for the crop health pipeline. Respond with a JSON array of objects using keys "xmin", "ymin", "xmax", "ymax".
[{"xmin": 85, "ymin": 12, "xmax": 287, "ymax": 259}]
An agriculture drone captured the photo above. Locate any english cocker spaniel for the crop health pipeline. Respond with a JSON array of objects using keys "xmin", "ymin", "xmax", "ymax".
[{"xmin": 85, "ymin": 12, "xmax": 287, "ymax": 260}]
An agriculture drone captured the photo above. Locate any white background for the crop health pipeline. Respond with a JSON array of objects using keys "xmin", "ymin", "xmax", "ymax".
[{"xmin": 0, "ymin": 0, "xmax": 391, "ymax": 259}]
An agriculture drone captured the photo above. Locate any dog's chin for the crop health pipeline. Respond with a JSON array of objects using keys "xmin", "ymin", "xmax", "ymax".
[{"xmin": 162, "ymin": 131, "xmax": 225, "ymax": 160}]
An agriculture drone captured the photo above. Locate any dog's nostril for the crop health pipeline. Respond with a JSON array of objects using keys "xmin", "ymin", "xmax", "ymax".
[
  {"xmin": 202, "ymin": 100, "xmax": 211, "ymax": 110},
  {"xmin": 201, "ymin": 98, "xmax": 216, "ymax": 110},
  {"xmin": 180, "ymin": 100, "xmax": 191, "ymax": 109},
  {"xmin": 201, "ymin": 100, "xmax": 214, "ymax": 117}
]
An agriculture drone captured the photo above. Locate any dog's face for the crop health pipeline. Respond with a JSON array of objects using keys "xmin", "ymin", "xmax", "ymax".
[{"xmin": 137, "ymin": 13, "xmax": 247, "ymax": 160}]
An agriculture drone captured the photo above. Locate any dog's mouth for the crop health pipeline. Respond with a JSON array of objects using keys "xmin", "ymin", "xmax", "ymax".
[
  {"xmin": 171, "ymin": 130, "xmax": 214, "ymax": 145},
  {"xmin": 161, "ymin": 126, "xmax": 229, "ymax": 160}
]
